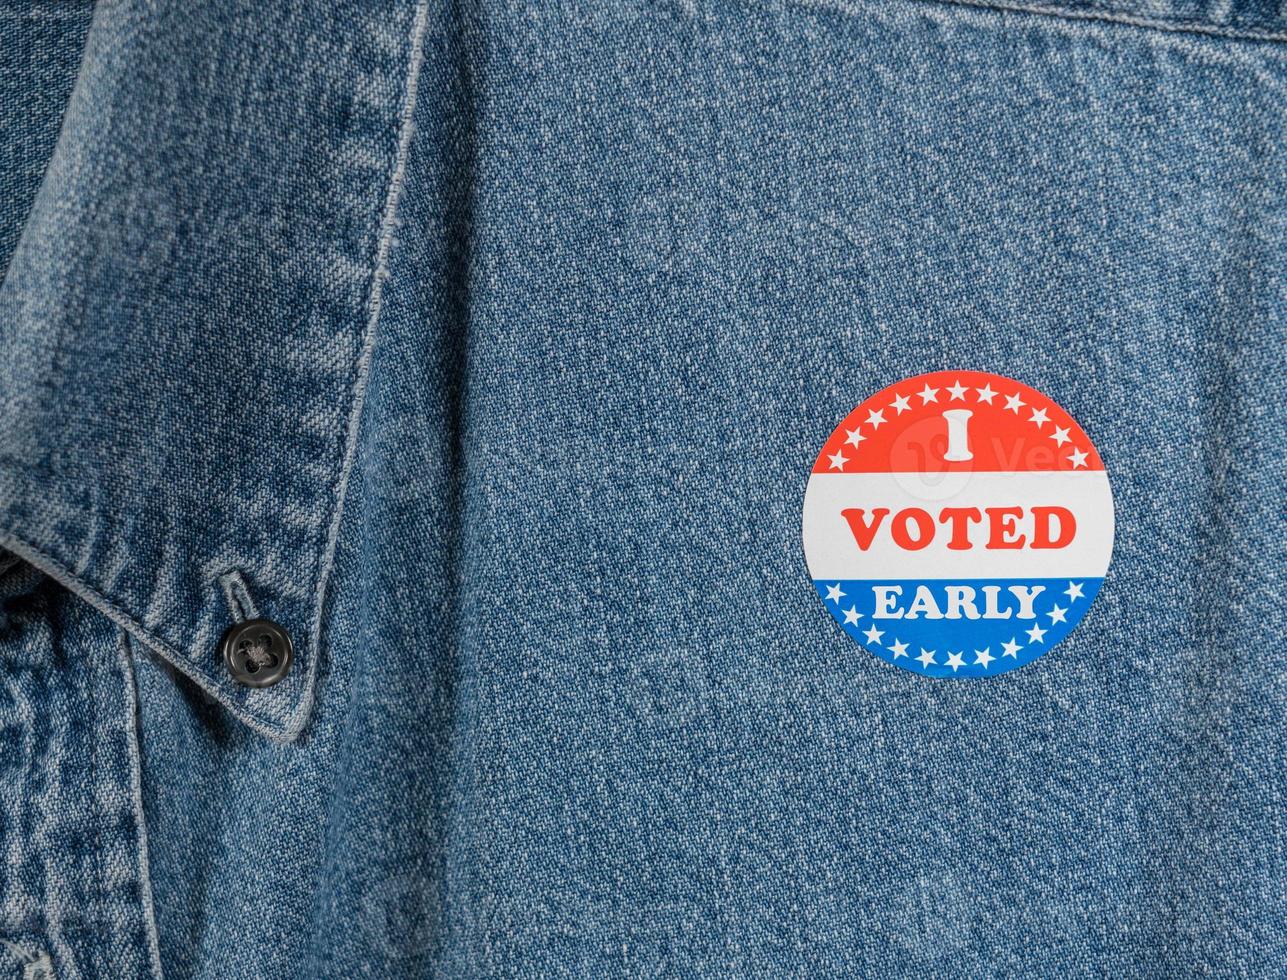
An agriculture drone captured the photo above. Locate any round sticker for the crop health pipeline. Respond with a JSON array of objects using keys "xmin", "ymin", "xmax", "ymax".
[{"xmin": 802, "ymin": 371, "xmax": 1113, "ymax": 678}]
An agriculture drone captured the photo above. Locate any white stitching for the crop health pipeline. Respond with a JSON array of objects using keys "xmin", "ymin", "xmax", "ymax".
[
  {"xmin": 117, "ymin": 633, "xmax": 165, "ymax": 980},
  {"xmin": 216, "ymin": 570, "xmax": 259, "ymax": 623},
  {"xmin": 293, "ymin": 0, "xmax": 433, "ymax": 740},
  {"xmin": 894, "ymin": 0, "xmax": 1287, "ymax": 43},
  {"xmin": 0, "ymin": 531, "xmax": 298, "ymax": 743}
]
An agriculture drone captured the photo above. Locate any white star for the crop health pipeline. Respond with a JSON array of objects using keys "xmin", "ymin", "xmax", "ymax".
[
  {"xmin": 1026, "ymin": 623, "xmax": 1047, "ymax": 643},
  {"xmin": 1050, "ymin": 425, "xmax": 1071, "ymax": 446},
  {"xmin": 844, "ymin": 427, "xmax": 866, "ymax": 448},
  {"xmin": 1001, "ymin": 637, "xmax": 1023, "ymax": 659},
  {"xmin": 916, "ymin": 648, "xmax": 936, "ymax": 668},
  {"xmin": 975, "ymin": 383, "xmax": 997, "ymax": 404},
  {"xmin": 863, "ymin": 625, "xmax": 885, "ymax": 645},
  {"xmin": 889, "ymin": 638, "xmax": 909, "ymax": 659},
  {"xmin": 917, "ymin": 384, "xmax": 940, "ymax": 404},
  {"xmin": 973, "ymin": 648, "xmax": 994, "ymax": 669},
  {"xmin": 1047, "ymin": 604, "xmax": 1068, "ymax": 624},
  {"xmin": 827, "ymin": 450, "xmax": 847, "ymax": 471},
  {"xmin": 1028, "ymin": 407, "xmax": 1050, "ymax": 428},
  {"xmin": 1004, "ymin": 392, "xmax": 1025, "ymax": 413},
  {"xmin": 945, "ymin": 651, "xmax": 965, "ymax": 671},
  {"xmin": 842, "ymin": 606, "xmax": 861, "ymax": 625},
  {"xmin": 889, "ymin": 394, "xmax": 911, "ymax": 415},
  {"xmin": 946, "ymin": 379, "xmax": 968, "ymax": 401},
  {"xmin": 865, "ymin": 409, "xmax": 886, "ymax": 429},
  {"xmin": 1064, "ymin": 582, "xmax": 1085, "ymax": 602},
  {"xmin": 1067, "ymin": 448, "xmax": 1088, "ymax": 469},
  {"xmin": 825, "ymin": 583, "xmax": 845, "ymax": 604}
]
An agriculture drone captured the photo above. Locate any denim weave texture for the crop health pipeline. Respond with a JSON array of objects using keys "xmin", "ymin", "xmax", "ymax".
[{"xmin": 0, "ymin": 0, "xmax": 1283, "ymax": 976}]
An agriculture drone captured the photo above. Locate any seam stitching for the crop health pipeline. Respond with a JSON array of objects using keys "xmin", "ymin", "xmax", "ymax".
[
  {"xmin": 216, "ymin": 570, "xmax": 259, "ymax": 622},
  {"xmin": 0, "ymin": 530, "xmax": 295, "ymax": 742},
  {"xmin": 117, "ymin": 632, "xmax": 165, "ymax": 980},
  {"xmin": 294, "ymin": 0, "xmax": 432, "ymax": 740},
  {"xmin": 901, "ymin": 0, "xmax": 1287, "ymax": 43}
]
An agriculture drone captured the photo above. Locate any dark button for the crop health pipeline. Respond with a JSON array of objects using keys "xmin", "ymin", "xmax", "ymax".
[{"xmin": 220, "ymin": 618, "xmax": 293, "ymax": 688}]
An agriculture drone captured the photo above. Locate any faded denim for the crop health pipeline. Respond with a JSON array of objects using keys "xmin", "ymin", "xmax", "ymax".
[{"xmin": 0, "ymin": 0, "xmax": 1284, "ymax": 976}]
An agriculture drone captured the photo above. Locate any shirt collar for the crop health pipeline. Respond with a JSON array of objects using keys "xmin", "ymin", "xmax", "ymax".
[{"xmin": 0, "ymin": 0, "xmax": 424, "ymax": 740}]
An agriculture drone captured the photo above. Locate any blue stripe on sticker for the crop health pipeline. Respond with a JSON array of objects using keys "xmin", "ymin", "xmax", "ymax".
[{"xmin": 813, "ymin": 578, "xmax": 1105, "ymax": 678}]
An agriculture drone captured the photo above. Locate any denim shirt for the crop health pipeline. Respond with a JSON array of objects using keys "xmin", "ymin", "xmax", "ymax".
[{"xmin": 0, "ymin": 0, "xmax": 1283, "ymax": 976}]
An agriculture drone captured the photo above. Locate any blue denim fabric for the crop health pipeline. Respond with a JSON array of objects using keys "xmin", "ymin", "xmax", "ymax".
[
  {"xmin": 0, "ymin": 0, "xmax": 1284, "ymax": 977},
  {"xmin": 0, "ymin": 561, "xmax": 160, "ymax": 978}
]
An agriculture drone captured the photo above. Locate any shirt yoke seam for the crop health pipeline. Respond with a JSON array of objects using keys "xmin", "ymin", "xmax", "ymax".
[{"xmin": 801, "ymin": 0, "xmax": 1287, "ymax": 44}]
